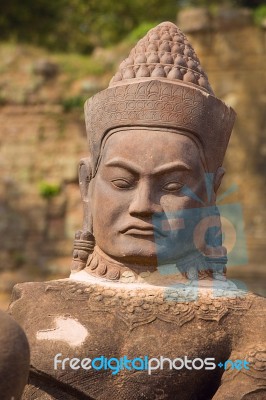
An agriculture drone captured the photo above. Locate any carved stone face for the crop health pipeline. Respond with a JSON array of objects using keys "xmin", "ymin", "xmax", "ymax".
[{"xmin": 89, "ymin": 128, "xmax": 215, "ymax": 266}]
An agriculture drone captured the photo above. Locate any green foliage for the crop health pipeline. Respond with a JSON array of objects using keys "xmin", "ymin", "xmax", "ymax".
[
  {"xmin": 0, "ymin": 1, "xmax": 71, "ymax": 49},
  {"xmin": 253, "ymin": 5, "xmax": 266, "ymax": 25},
  {"xmin": 13, "ymin": 252, "xmax": 26, "ymax": 268},
  {"xmin": 56, "ymin": 53, "xmax": 105, "ymax": 77},
  {"xmin": 61, "ymin": 95, "xmax": 86, "ymax": 112},
  {"xmin": 0, "ymin": 0, "xmax": 178, "ymax": 53},
  {"xmin": 0, "ymin": 94, "xmax": 7, "ymax": 106},
  {"xmin": 240, "ymin": 1, "xmax": 266, "ymax": 8},
  {"xmin": 124, "ymin": 22, "xmax": 159, "ymax": 45},
  {"xmin": 181, "ymin": 0, "xmax": 224, "ymax": 6},
  {"xmin": 1, "ymin": 0, "xmax": 265, "ymax": 53},
  {"xmin": 38, "ymin": 181, "xmax": 61, "ymax": 199},
  {"xmin": 182, "ymin": 0, "xmax": 265, "ymax": 7}
]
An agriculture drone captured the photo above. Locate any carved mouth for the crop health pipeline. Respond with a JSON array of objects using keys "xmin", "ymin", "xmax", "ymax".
[{"xmin": 121, "ymin": 225, "xmax": 166, "ymax": 237}]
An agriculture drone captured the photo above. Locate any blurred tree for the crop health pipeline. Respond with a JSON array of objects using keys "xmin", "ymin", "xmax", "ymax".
[
  {"xmin": 0, "ymin": 0, "xmax": 264, "ymax": 53},
  {"xmin": 0, "ymin": 0, "xmax": 178, "ymax": 52},
  {"xmin": 0, "ymin": 0, "xmax": 70, "ymax": 48},
  {"xmin": 239, "ymin": 0, "xmax": 265, "ymax": 7},
  {"xmin": 182, "ymin": 0, "xmax": 265, "ymax": 7}
]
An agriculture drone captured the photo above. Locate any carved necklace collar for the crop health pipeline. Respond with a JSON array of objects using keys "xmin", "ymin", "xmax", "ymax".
[
  {"xmin": 84, "ymin": 246, "xmax": 227, "ymax": 284},
  {"xmin": 84, "ymin": 246, "xmax": 201, "ymax": 286},
  {"xmin": 85, "ymin": 246, "xmax": 160, "ymax": 283}
]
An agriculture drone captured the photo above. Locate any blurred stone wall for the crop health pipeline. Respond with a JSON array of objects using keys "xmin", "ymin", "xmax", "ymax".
[
  {"xmin": 0, "ymin": 9, "xmax": 265, "ymax": 308},
  {"xmin": 0, "ymin": 107, "xmax": 86, "ymax": 302}
]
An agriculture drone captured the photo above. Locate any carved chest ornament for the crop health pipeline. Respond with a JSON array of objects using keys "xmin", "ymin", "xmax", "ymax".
[{"xmin": 45, "ymin": 280, "xmax": 253, "ymax": 331}]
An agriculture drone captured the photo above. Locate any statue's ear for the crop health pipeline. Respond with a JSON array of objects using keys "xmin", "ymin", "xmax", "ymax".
[
  {"xmin": 214, "ymin": 167, "xmax": 225, "ymax": 194},
  {"xmin": 78, "ymin": 157, "xmax": 93, "ymax": 232},
  {"xmin": 71, "ymin": 158, "xmax": 94, "ymax": 274}
]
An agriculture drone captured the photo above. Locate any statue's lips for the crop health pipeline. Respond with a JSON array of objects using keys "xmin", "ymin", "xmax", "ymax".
[{"xmin": 120, "ymin": 225, "xmax": 166, "ymax": 237}]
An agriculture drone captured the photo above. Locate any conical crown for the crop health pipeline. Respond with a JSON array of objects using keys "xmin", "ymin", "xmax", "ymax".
[
  {"xmin": 110, "ymin": 22, "xmax": 213, "ymax": 94},
  {"xmin": 85, "ymin": 22, "xmax": 236, "ymax": 176}
]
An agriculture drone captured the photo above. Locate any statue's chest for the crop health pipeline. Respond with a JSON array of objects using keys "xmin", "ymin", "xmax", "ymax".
[
  {"xmin": 33, "ymin": 280, "xmax": 250, "ymax": 363},
  {"xmin": 18, "ymin": 280, "xmax": 252, "ymax": 399},
  {"xmin": 30, "ymin": 281, "xmax": 244, "ymax": 399},
  {"xmin": 33, "ymin": 313, "xmax": 229, "ymax": 400}
]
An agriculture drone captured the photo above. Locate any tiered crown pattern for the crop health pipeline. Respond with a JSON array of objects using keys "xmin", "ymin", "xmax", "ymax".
[{"xmin": 110, "ymin": 22, "xmax": 214, "ymax": 95}]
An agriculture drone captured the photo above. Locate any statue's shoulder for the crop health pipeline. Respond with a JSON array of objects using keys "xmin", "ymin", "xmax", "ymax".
[
  {"xmin": 232, "ymin": 292, "xmax": 265, "ymax": 349},
  {"xmin": 245, "ymin": 291, "xmax": 266, "ymax": 321},
  {"xmin": 10, "ymin": 278, "xmax": 81, "ymax": 300},
  {"xmin": 9, "ymin": 279, "xmax": 95, "ymax": 327},
  {"xmin": 8, "ymin": 279, "xmax": 101, "ymax": 398},
  {"xmin": 8, "ymin": 279, "xmax": 97, "ymax": 372},
  {"xmin": 251, "ymin": 291, "xmax": 266, "ymax": 304},
  {"xmin": 246, "ymin": 291, "xmax": 266, "ymax": 317}
]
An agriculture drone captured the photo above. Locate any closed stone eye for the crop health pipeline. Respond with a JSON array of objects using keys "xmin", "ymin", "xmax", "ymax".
[
  {"xmin": 163, "ymin": 181, "xmax": 183, "ymax": 192},
  {"xmin": 111, "ymin": 179, "xmax": 134, "ymax": 189}
]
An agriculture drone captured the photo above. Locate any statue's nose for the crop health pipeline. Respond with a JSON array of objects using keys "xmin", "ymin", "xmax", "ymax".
[{"xmin": 128, "ymin": 181, "xmax": 160, "ymax": 217}]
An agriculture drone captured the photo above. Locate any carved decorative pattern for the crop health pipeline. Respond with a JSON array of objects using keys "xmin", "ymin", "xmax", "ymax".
[
  {"xmin": 109, "ymin": 22, "xmax": 213, "ymax": 94},
  {"xmin": 84, "ymin": 249, "xmax": 158, "ymax": 283},
  {"xmin": 45, "ymin": 281, "xmax": 252, "ymax": 331},
  {"xmin": 218, "ymin": 347, "xmax": 266, "ymax": 386},
  {"xmin": 71, "ymin": 230, "xmax": 95, "ymax": 273},
  {"xmin": 244, "ymin": 348, "xmax": 266, "ymax": 382}
]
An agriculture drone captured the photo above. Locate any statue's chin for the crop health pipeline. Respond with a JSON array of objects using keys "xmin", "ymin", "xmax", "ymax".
[
  {"xmin": 96, "ymin": 229, "xmax": 206, "ymax": 269},
  {"xmin": 103, "ymin": 251, "xmax": 159, "ymax": 268},
  {"xmin": 95, "ymin": 234, "xmax": 160, "ymax": 267},
  {"xmin": 97, "ymin": 237, "xmax": 196, "ymax": 268},
  {"xmin": 97, "ymin": 245, "xmax": 159, "ymax": 268}
]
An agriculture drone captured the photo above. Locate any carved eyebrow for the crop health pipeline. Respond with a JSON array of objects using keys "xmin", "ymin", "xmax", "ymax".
[
  {"xmin": 104, "ymin": 158, "xmax": 141, "ymax": 174},
  {"xmin": 104, "ymin": 158, "xmax": 191, "ymax": 175},
  {"xmin": 153, "ymin": 161, "xmax": 192, "ymax": 175}
]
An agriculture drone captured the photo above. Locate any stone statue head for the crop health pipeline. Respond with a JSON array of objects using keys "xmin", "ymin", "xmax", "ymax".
[{"xmin": 71, "ymin": 22, "xmax": 236, "ymax": 282}]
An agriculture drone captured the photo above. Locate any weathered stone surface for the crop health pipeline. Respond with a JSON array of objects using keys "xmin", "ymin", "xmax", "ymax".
[
  {"xmin": 177, "ymin": 8, "xmax": 211, "ymax": 33},
  {"xmin": 177, "ymin": 7, "xmax": 253, "ymax": 33},
  {"xmin": 9, "ymin": 279, "xmax": 266, "ymax": 399},
  {"xmin": 214, "ymin": 8, "xmax": 253, "ymax": 30}
]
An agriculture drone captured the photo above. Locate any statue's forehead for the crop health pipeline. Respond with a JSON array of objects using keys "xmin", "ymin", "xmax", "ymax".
[{"xmin": 101, "ymin": 129, "xmax": 201, "ymax": 171}]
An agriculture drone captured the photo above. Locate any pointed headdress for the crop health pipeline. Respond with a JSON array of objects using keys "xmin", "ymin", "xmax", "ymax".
[{"xmin": 84, "ymin": 22, "xmax": 236, "ymax": 174}]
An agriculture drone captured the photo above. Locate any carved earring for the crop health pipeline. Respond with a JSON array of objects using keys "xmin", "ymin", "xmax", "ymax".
[
  {"xmin": 71, "ymin": 157, "xmax": 95, "ymax": 273},
  {"xmin": 71, "ymin": 230, "xmax": 95, "ymax": 272}
]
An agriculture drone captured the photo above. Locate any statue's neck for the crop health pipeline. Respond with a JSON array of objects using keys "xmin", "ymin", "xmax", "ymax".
[
  {"xmin": 79, "ymin": 246, "xmax": 226, "ymax": 286},
  {"xmin": 84, "ymin": 246, "xmax": 161, "ymax": 284}
]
